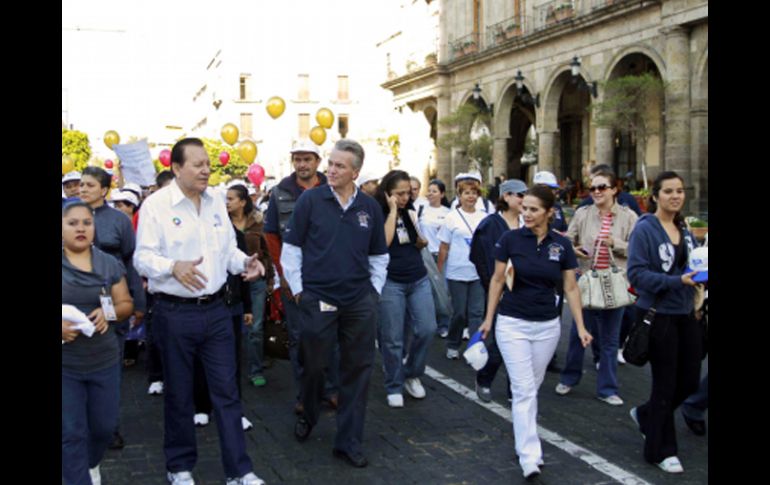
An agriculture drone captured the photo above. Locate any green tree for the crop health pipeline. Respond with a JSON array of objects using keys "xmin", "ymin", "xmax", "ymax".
[
  {"xmin": 62, "ymin": 129, "xmax": 92, "ymax": 172},
  {"xmin": 591, "ymin": 73, "xmax": 666, "ymax": 190},
  {"xmin": 437, "ymin": 103, "xmax": 492, "ymax": 173},
  {"xmin": 202, "ymin": 138, "xmax": 251, "ymax": 186}
]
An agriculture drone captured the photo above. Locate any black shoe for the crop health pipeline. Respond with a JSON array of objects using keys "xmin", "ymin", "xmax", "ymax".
[
  {"xmin": 332, "ymin": 448, "xmax": 368, "ymax": 468},
  {"xmin": 682, "ymin": 413, "xmax": 706, "ymax": 436},
  {"xmin": 108, "ymin": 431, "xmax": 125, "ymax": 450},
  {"xmin": 294, "ymin": 417, "xmax": 312, "ymax": 442}
]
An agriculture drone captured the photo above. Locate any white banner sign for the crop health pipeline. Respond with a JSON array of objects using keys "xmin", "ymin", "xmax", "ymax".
[{"xmin": 112, "ymin": 139, "xmax": 156, "ymax": 187}]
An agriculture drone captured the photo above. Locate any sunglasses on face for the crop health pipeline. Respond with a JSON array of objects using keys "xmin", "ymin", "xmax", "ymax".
[
  {"xmin": 589, "ymin": 184, "xmax": 610, "ymax": 192},
  {"xmin": 507, "ymin": 191, "xmax": 527, "ymax": 198}
]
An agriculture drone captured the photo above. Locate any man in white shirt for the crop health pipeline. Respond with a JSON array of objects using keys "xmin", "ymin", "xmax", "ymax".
[
  {"xmin": 134, "ymin": 138, "xmax": 266, "ymax": 485},
  {"xmin": 410, "ymin": 176, "xmax": 429, "ymax": 213}
]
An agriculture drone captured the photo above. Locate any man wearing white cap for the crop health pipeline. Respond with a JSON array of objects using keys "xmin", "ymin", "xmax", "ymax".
[
  {"xmin": 62, "ymin": 171, "xmax": 82, "ymax": 198},
  {"xmin": 357, "ymin": 172, "xmax": 379, "ymax": 197}
]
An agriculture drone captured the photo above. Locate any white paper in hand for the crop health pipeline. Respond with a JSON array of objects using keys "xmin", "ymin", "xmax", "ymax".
[{"xmin": 62, "ymin": 304, "xmax": 97, "ymax": 344}]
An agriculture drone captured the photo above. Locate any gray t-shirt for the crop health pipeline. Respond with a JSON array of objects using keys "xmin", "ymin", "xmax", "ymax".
[{"xmin": 62, "ymin": 247, "xmax": 126, "ymax": 372}]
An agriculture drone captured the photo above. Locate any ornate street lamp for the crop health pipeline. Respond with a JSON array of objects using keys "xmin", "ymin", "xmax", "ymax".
[
  {"xmin": 513, "ymin": 70, "xmax": 540, "ymax": 107},
  {"xmin": 570, "ymin": 56, "xmax": 598, "ymax": 98}
]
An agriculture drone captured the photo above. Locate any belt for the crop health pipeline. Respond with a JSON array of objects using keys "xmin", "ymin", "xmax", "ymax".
[{"xmin": 156, "ymin": 286, "xmax": 226, "ymax": 306}]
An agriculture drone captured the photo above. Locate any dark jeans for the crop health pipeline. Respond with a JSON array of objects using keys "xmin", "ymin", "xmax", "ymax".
[
  {"xmin": 153, "ymin": 298, "xmax": 252, "ymax": 478},
  {"xmin": 62, "ymin": 363, "xmax": 121, "ymax": 485},
  {"xmin": 194, "ymin": 313, "xmax": 244, "ymax": 415},
  {"xmin": 635, "ymin": 313, "xmax": 702, "ymax": 464},
  {"xmin": 145, "ymin": 303, "xmax": 164, "ymax": 384},
  {"xmin": 446, "ymin": 279, "xmax": 484, "ymax": 351},
  {"xmin": 475, "ymin": 295, "xmax": 510, "ymax": 395},
  {"xmin": 296, "ymin": 288, "xmax": 378, "ymax": 455},
  {"xmin": 681, "ymin": 373, "xmax": 708, "ymax": 422}
]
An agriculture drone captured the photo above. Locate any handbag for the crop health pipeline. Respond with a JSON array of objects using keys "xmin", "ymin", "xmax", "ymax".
[
  {"xmin": 263, "ymin": 289, "xmax": 290, "ymax": 360},
  {"xmin": 577, "ymin": 240, "xmax": 636, "ymax": 309},
  {"xmin": 622, "ymin": 303, "xmax": 656, "ymax": 366},
  {"xmin": 421, "ymin": 247, "xmax": 454, "ymax": 319}
]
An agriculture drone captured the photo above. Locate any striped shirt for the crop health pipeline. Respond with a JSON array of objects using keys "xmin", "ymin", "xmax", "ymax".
[{"xmin": 593, "ymin": 212, "xmax": 613, "ymax": 269}]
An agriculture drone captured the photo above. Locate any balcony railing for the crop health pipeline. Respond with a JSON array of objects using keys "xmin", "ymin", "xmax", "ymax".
[
  {"xmin": 486, "ymin": 14, "xmax": 532, "ymax": 49},
  {"xmin": 534, "ymin": 0, "xmax": 621, "ymax": 31},
  {"xmin": 449, "ymin": 32, "xmax": 481, "ymax": 62}
]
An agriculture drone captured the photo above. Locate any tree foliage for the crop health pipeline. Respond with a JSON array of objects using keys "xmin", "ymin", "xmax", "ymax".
[
  {"xmin": 202, "ymin": 138, "xmax": 251, "ymax": 186},
  {"xmin": 437, "ymin": 103, "xmax": 493, "ymax": 172},
  {"xmin": 62, "ymin": 129, "xmax": 92, "ymax": 172}
]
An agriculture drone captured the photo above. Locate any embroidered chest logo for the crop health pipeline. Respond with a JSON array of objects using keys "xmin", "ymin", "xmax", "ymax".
[
  {"xmin": 213, "ymin": 214, "xmax": 222, "ymax": 227},
  {"xmin": 357, "ymin": 211, "xmax": 371, "ymax": 229},
  {"xmin": 547, "ymin": 243, "xmax": 564, "ymax": 262},
  {"xmin": 172, "ymin": 217, "xmax": 182, "ymax": 226}
]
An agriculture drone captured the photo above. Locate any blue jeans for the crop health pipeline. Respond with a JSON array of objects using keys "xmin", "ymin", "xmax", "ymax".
[
  {"xmin": 681, "ymin": 373, "xmax": 708, "ymax": 421},
  {"xmin": 62, "ymin": 363, "xmax": 121, "ymax": 485},
  {"xmin": 246, "ymin": 278, "xmax": 267, "ymax": 378},
  {"xmin": 378, "ymin": 276, "xmax": 437, "ymax": 395},
  {"xmin": 559, "ymin": 307, "xmax": 624, "ymax": 398},
  {"xmin": 446, "ymin": 279, "xmax": 485, "ymax": 351}
]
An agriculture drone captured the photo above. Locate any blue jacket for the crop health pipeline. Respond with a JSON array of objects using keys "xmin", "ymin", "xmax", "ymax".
[
  {"xmin": 579, "ymin": 191, "xmax": 642, "ymax": 216},
  {"xmin": 627, "ymin": 214, "xmax": 697, "ymax": 314},
  {"xmin": 469, "ymin": 213, "xmax": 510, "ymax": 291}
]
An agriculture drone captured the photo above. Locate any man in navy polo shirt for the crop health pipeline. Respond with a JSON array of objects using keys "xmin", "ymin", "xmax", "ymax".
[{"xmin": 281, "ymin": 139, "xmax": 389, "ymax": 468}]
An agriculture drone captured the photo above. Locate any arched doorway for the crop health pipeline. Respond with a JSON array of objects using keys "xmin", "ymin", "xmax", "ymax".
[
  {"xmin": 492, "ymin": 78, "xmax": 537, "ymax": 183},
  {"xmin": 558, "ymin": 74, "xmax": 591, "ymax": 183}
]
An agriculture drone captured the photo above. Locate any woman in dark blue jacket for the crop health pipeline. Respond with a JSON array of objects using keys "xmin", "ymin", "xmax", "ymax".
[{"xmin": 626, "ymin": 171, "xmax": 702, "ymax": 474}]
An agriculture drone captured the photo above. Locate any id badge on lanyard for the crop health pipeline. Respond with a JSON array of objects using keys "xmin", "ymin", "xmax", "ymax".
[
  {"xmin": 100, "ymin": 285, "xmax": 118, "ymax": 321},
  {"xmin": 396, "ymin": 217, "xmax": 410, "ymax": 245}
]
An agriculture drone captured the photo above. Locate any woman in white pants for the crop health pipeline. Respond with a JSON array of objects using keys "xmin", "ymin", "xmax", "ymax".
[{"xmin": 478, "ymin": 185, "xmax": 592, "ymax": 480}]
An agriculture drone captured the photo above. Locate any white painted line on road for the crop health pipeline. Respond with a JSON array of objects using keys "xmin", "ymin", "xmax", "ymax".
[{"xmin": 423, "ymin": 366, "xmax": 652, "ymax": 485}]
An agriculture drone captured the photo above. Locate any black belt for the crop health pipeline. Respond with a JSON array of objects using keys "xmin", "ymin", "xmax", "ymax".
[{"xmin": 156, "ymin": 286, "xmax": 226, "ymax": 306}]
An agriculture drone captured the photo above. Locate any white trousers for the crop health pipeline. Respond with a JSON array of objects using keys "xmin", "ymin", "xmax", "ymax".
[{"xmin": 495, "ymin": 314, "xmax": 561, "ymax": 468}]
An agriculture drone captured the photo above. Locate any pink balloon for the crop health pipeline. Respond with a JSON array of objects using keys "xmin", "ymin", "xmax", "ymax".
[
  {"xmin": 247, "ymin": 163, "xmax": 265, "ymax": 187},
  {"xmin": 159, "ymin": 149, "xmax": 172, "ymax": 167},
  {"xmin": 104, "ymin": 159, "xmax": 114, "ymax": 169},
  {"xmin": 219, "ymin": 151, "xmax": 230, "ymax": 166}
]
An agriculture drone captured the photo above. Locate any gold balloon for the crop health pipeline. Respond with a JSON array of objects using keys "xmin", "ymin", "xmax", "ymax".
[
  {"xmin": 221, "ymin": 123, "xmax": 240, "ymax": 146},
  {"xmin": 104, "ymin": 130, "xmax": 120, "ymax": 150},
  {"xmin": 62, "ymin": 155, "xmax": 75, "ymax": 174},
  {"xmin": 316, "ymin": 108, "xmax": 334, "ymax": 129},
  {"xmin": 266, "ymin": 96, "xmax": 286, "ymax": 119},
  {"xmin": 309, "ymin": 126, "xmax": 327, "ymax": 146},
  {"xmin": 238, "ymin": 140, "xmax": 258, "ymax": 163}
]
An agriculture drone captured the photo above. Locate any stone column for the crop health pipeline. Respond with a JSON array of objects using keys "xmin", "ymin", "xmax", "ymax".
[
  {"xmin": 538, "ymin": 131, "xmax": 558, "ymax": 174},
  {"xmin": 663, "ymin": 26, "xmax": 692, "ymax": 202},
  {"xmin": 492, "ymin": 137, "xmax": 508, "ymax": 179},
  {"xmin": 690, "ymin": 106, "xmax": 708, "ymax": 214},
  {"xmin": 595, "ymin": 127, "xmax": 614, "ymax": 167},
  {"xmin": 436, "ymin": 82, "xmax": 453, "ymax": 188}
]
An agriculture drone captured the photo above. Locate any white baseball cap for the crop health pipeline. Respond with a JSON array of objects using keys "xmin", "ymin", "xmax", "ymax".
[
  {"xmin": 290, "ymin": 139, "xmax": 321, "ymax": 157},
  {"xmin": 122, "ymin": 182, "xmax": 143, "ymax": 199},
  {"xmin": 227, "ymin": 179, "xmax": 248, "ymax": 190},
  {"xmin": 533, "ymin": 171, "xmax": 559, "ymax": 188},
  {"xmin": 686, "ymin": 246, "xmax": 708, "ymax": 283},
  {"xmin": 110, "ymin": 190, "xmax": 139, "ymax": 207},
  {"xmin": 454, "ymin": 172, "xmax": 482, "ymax": 183},
  {"xmin": 62, "ymin": 171, "xmax": 82, "ymax": 184},
  {"xmin": 357, "ymin": 172, "xmax": 379, "ymax": 187},
  {"xmin": 463, "ymin": 331, "xmax": 489, "ymax": 371}
]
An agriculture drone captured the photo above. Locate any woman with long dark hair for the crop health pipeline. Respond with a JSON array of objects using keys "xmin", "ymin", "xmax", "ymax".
[
  {"xmin": 417, "ymin": 179, "xmax": 451, "ymax": 337},
  {"xmin": 627, "ymin": 171, "xmax": 702, "ymax": 473},
  {"xmin": 373, "ymin": 170, "xmax": 436, "ymax": 408}
]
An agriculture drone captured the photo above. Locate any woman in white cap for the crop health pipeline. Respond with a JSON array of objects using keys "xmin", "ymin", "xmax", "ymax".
[
  {"xmin": 555, "ymin": 167, "xmax": 637, "ymax": 406},
  {"xmin": 626, "ymin": 171, "xmax": 702, "ymax": 473},
  {"xmin": 478, "ymin": 185, "xmax": 591, "ymax": 479}
]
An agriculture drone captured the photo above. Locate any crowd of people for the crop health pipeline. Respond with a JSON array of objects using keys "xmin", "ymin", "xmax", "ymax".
[{"xmin": 62, "ymin": 137, "xmax": 707, "ymax": 484}]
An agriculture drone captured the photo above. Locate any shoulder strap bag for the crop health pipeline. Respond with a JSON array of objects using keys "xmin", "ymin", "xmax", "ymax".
[{"xmin": 577, "ymin": 239, "xmax": 637, "ymax": 309}]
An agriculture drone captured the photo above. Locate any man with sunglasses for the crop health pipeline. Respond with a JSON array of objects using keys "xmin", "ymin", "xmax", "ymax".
[{"xmin": 578, "ymin": 164, "xmax": 642, "ymax": 216}]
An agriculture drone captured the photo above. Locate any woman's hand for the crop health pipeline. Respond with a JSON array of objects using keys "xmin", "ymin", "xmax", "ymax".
[
  {"xmin": 387, "ymin": 194, "xmax": 398, "ymax": 212},
  {"xmin": 577, "ymin": 327, "xmax": 593, "ymax": 348},
  {"xmin": 244, "ymin": 313, "xmax": 254, "ymax": 326},
  {"xmin": 478, "ymin": 318, "xmax": 493, "ymax": 340},
  {"xmin": 88, "ymin": 308, "xmax": 109, "ymax": 334},
  {"xmin": 681, "ymin": 271, "xmax": 700, "ymax": 287},
  {"xmin": 62, "ymin": 320, "xmax": 79, "ymax": 342}
]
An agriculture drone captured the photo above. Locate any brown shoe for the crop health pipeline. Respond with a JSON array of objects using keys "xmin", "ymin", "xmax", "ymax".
[{"xmin": 294, "ymin": 401, "xmax": 304, "ymax": 415}]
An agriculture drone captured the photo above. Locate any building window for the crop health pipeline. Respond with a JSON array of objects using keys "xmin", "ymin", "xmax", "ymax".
[
  {"xmin": 473, "ymin": 0, "xmax": 482, "ymax": 35},
  {"xmin": 240, "ymin": 113, "xmax": 253, "ymax": 139},
  {"xmin": 298, "ymin": 74, "xmax": 310, "ymax": 101},
  {"xmin": 338, "ymin": 114, "xmax": 349, "ymax": 138},
  {"xmin": 337, "ymin": 75, "xmax": 349, "ymax": 101},
  {"xmin": 299, "ymin": 113, "xmax": 310, "ymax": 138},
  {"xmin": 239, "ymin": 75, "xmax": 251, "ymax": 100}
]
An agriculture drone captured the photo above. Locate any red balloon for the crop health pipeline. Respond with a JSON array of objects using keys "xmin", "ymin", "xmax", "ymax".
[
  {"xmin": 104, "ymin": 159, "xmax": 114, "ymax": 169},
  {"xmin": 159, "ymin": 149, "xmax": 172, "ymax": 167},
  {"xmin": 219, "ymin": 151, "xmax": 230, "ymax": 166},
  {"xmin": 247, "ymin": 163, "xmax": 265, "ymax": 187}
]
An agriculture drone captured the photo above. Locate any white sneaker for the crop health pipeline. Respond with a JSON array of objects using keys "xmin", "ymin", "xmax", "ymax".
[
  {"xmin": 148, "ymin": 381, "xmax": 164, "ymax": 395},
  {"xmin": 597, "ymin": 395, "xmax": 624, "ymax": 406},
  {"xmin": 193, "ymin": 413, "xmax": 209, "ymax": 427},
  {"xmin": 89, "ymin": 465, "xmax": 101, "ymax": 485},
  {"xmin": 226, "ymin": 472, "xmax": 266, "ymax": 485},
  {"xmin": 404, "ymin": 378, "xmax": 426, "ymax": 399},
  {"xmin": 387, "ymin": 393, "xmax": 404, "ymax": 408},
  {"xmin": 617, "ymin": 349, "xmax": 626, "ymax": 365},
  {"xmin": 446, "ymin": 349, "xmax": 460, "ymax": 360},
  {"xmin": 167, "ymin": 471, "xmax": 195, "ymax": 485},
  {"xmin": 462, "ymin": 328, "xmax": 470, "ymax": 340},
  {"xmin": 656, "ymin": 456, "xmax": 684, "ymax": 473},
  {"xmin": 521, "ymin": 462, "xmax": 541, "ymax": 479},
  {"xmin": 242, "ymin": 416, "xmax": 253, "ymax": 431},
  {"xmin": 555, "ymin": 383, "xmax": 571, "ymax": 395},
  {"xmin": 438, "ymin": 329, "xmax": 449, "ymax": 338}
]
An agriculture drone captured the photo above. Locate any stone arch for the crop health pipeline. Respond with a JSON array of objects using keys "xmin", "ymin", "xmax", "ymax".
[
  {"xmin": 541, "ymin": 64, "xmax": 577, "ymax": 133},
  {"xmin": 693, "ymin": 47, "xmax": 708, "ymax": 106},
  {"xmin": 602, "ymin": 45, "xmax": 667, "ymax": 87},
  {"xmin": 493, "ymin": 76, "xmax": 538, "ymax": 180}
]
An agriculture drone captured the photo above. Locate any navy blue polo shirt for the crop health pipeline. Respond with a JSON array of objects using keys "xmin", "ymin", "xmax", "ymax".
[
  {"xmin": 386, "ymin": 213, "xmax": 427, "ymax": 283},
  {"xmin": 494, "ymin": 227, "xmax": 578, "ymax": 321},
  {"xmin": 284, "ymin": 186, "xmax": 388, "ymax": 307}
]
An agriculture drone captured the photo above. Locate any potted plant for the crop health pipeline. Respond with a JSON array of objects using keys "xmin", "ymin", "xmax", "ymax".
[
  {"xmin": 463, "ymin": 40, "xmax": 478, "ymax": 55},
  {"xmin": 686, "ymin": 216, "xmax": 708, "ymax": 241},
  {"xmin": 630, "ymin": 189, "xmax": 650, "ymax": 213},
  {"xmin": 554, "ymin": 3, "xmax": 574, "ymax": 22},
  {"xmin": 424, "ymin": 53, "xmax": 437, "ymax": 66},
  {"xmin": 505, "ymin": 22, "xmax": 522, "ymax": 39}
]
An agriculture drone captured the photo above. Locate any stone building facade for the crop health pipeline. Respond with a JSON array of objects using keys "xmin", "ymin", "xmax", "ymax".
[{"xmin": 380, "ymin": 0, "xmax": 707, "ymax": 213}]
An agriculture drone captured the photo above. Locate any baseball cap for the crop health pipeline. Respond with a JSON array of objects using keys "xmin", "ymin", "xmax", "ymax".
[
  {"xmin": 463, "ymin": 331, "xmax": 489, "ymax": 371},
  {"xmin": 686, "ymin": 246, "xmax": 708, "ymax": 283},
  {"xmin": 533, "ymin": 171, "xmax": 559, "ymax": 188},
  {"xmin": 110, "ymin": 190, "xmax": 139, "ymax": 207},
  {"xmin": 454, "ymin": 172, "xmax": 483, "ymax": 183},
  {"xmin": 122, "ymin": 182, "xmax": 143, "ymax": 199},
  {"xmin": 290, "ymin": 139, "xmax": 321, "ymax": 157},
  {"xmin": 356, "ymin": 172, "xmax": 379, "ymax": 187},
  {"xmin": 62, "ymin": 171, "xmax": 82, "ymax": 184},
  {"xmin": 227, "ymin": 179, "xmax": 248, "ymax": 190},
  {"xmin": 499, "ymin": 179, "xmax": 528, "ymax": 195}
]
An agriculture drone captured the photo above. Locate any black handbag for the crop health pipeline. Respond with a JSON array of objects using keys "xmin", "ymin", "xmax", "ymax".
[
  {"xmin": 622, "ymin": 304, "xmax": 657, "ymax": 366},
  {"xmin": 263, "ymin": 290, "xmax": 290, "ymax": 360}
]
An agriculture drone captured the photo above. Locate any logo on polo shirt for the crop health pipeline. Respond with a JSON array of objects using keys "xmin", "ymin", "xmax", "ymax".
[
  {"xmin": 172, "ymin": 217, "xmax": 182, "ymax": 226},
  {"xmin": 547, "ymin": 243, "xmax": 564, "ymax": 262},
  {"xmin": 356, "ymin": 211, "xmax": 371, "ymax": 228}
]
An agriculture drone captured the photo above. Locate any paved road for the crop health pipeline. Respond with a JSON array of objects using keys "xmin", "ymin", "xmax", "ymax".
[{"xmin": 97, "ymin": 309, "xmax": 708, "ymax": 485}]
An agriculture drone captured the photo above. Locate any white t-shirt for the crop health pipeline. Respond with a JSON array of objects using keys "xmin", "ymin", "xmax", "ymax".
[
  {"xmin": 450, "ymin": 196, "xmax": 496, "ymax": 215},
  {"xmin": 419, "ymin": 205, "xmax": 451, "ymax": 254},
  {"xmin": 438, "ymin": 208, "xmax": 488, "ymax": 281}
]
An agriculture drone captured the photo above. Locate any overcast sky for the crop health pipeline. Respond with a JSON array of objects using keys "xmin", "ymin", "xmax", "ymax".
[{"xmin": 62, "ymin": 0, "xmax": 398, "ymax": 158}]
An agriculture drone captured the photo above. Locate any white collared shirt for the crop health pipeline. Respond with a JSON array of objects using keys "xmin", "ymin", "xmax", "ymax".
[{"xmin": 133, "ymin": 180, "xmax": 248, "ymax": 297}]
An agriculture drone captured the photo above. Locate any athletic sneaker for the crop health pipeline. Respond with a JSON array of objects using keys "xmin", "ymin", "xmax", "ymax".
[
  {"xmin": 555, "ymin": 383, "xmax": 571, "ymax": 395},
  {"xmin": 242, "ymin": 416, "xmax": 253, "ymax": 431},
  {"xmin": 597, "ymin": 395, "xmax": 624, "ymax": 406},
  {"xmin": 404, "ymin": 378, "xmax": 426, "ymax": 399},
  {"xmin": 225, "ymin": 472, "xmax": 266, "ymax": 485},
  {"xmin": 148, "ymin": 381, "xmax": 164, "ymax": 395},
  {"xmin": 167, "ymin": 471, "xmax": 195, "ymax": 485},
  {"xmin": 387, "ymin": 394, "xmax": 404, "ymax": 408},
  {"xmin": 656, "ymin": 456, "xmax": 684, "ymax": 473},
  {"xmin": 89, "ymin": 465, "xmax": 101, "ymax": 485},
  {"xmin": 446, "ymin": 349, "xmax": 460, "ymax": 360},
  {"xmin": 193, "ymin": 413, "xmax": 209, "ymax": 427}
]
